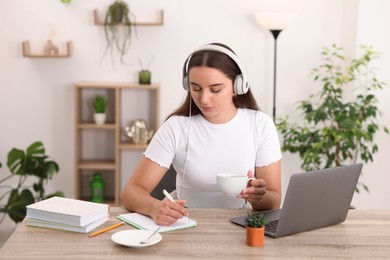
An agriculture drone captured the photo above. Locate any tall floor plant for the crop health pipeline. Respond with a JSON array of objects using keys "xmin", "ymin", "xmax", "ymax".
[
  {"xmin": 276, "ymin": 44, "xmax": 388, "ymax": 193},
  {"xmin": 0, "ymin": 141, "xmax": 64, "ymax": 223}
]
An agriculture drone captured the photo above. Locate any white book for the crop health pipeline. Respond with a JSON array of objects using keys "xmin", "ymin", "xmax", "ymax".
[
  {"xmin": 26, "ymin": 215, "xmax": 109, "ymax": 233},
  {"xmin": 26, "ymin": 197, "xmax": 109, "ymax": 226},
  {"xmin": 117, "ymin": 213, "xmax": 197, "ymax": 233}
]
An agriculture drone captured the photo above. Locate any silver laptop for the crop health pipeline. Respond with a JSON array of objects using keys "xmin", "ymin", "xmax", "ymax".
[{"xmin": 230, "ymin": 164, "xmax": 363, "ymax": 238}]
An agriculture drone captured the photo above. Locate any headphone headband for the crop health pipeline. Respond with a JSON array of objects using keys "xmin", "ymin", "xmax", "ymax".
[{"xmin": 182, "ymin": 44, "xmax": 250, "ymax": 95}]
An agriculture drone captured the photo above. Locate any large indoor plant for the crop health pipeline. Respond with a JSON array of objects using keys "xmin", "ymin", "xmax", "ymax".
[
  {"xmin": 276, "ymin": 44, "xmax": 388, "ymax": 193},
  {"xmin": 0, "ymin": 141, "xmax": 64, "ymax": 223},
  {"xmin": 101, "ymin": 0, "xmax": 136, "ymax": 66}
]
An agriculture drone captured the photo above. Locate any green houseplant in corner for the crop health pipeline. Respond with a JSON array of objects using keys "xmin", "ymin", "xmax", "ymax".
[
  {"xmin": 276, "ymin": 44, "xmax": 388, "ymax": 193},
  {"xmin": 0, "ymin": 141, "xmax": 64, "ymax": 223},
  {"xmin": 101, "ymin": 0, "xmax": 136, "ymax": 66},
  {"xmin": 245, "ymin": 213, "xmax": 268, "ymax": 247},
  {"xmin": 93, "ymin": 95, "xmax": 108, "ymax": 125}
]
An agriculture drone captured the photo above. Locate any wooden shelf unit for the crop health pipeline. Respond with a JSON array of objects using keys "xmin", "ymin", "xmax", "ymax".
[
  {"xmin": 22, "ymin": 40, "xmax": 72, "ymax": 58},
  {"xmin": 74, "ymin": 82, "xmax": 160, "ymax": 205},
  {"xmin": 93, "ymin": 9, "xmax": 164, "ymax": 26}
]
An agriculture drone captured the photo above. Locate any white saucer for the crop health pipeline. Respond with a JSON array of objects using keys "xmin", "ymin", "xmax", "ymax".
[{"xmin": 111, "ymin": 230, "xmax": 162, "ymax": 248}]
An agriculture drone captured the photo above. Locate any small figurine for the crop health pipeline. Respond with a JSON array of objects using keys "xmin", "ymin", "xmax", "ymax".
[{"xmin": 43, "ymin": 40, "xmax": 59, "ymax": 55}]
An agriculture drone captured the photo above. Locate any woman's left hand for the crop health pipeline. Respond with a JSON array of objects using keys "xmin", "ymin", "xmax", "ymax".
[{"xmin": 238, "ymin": 170, "xmax": 267, "ymax": 204}]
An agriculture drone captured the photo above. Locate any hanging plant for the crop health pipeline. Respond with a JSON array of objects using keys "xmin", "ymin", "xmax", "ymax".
[{"xmin": 101, "ymin": 0, "xmax": 136, "ymax": 66}]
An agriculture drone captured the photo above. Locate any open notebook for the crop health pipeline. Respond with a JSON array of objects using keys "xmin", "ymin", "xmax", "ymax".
[{"xmin": 117, "ymin": 213, "xmax": 197, "ymax": 233}]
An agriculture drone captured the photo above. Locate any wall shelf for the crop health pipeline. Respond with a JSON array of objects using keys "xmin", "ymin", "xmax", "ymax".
[
  {"xmin": 22, "ymin": 40, "xmax": 72, "ymax": 58},
  {"xmin": 118, "ymin": 143, "xmax": 148, "ymax": 150},
  {"xmin": 93, "ymin": 9, "xmax": 164, "ymax": 26},
  {"xmin": 77, "ymin": 123, "xmax": 116, "ymax": 130},
  {"xmin": 78, "ymin": 160, "xmax": 116, "ymax": 170},
  {"xmin": 74, "ymin": 82, "xmax": 160, "ymax": 205}
]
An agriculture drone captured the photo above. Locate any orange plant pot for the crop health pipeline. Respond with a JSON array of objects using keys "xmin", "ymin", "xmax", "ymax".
[{"xmin": 246, "ymin": 226, "xmax": 265, "ymax": 247}]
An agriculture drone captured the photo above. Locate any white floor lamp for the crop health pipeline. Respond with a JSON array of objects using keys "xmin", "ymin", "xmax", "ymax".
[{"xmin": 254, "ymin": 12, "xmax": 297, "ymax": 120}]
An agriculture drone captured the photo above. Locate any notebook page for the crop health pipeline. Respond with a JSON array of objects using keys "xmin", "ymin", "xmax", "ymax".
[{"xmin": 117, "ymin": 213, "xmax": 197, "ymax": 233}]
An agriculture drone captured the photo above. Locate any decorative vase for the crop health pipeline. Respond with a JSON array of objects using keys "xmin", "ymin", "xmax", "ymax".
[
  {"xmin": 94, "ymin": 113, "xmax": 106, "ymax": 125},
  {"xmin": 246, "ymin": 226, "xmax": 265, "ymax": 247},
  {"xmin": 89, "ymin": 172, "xmax": 105, "ymax": 203},
  {"xmin": 139, "ymin": 70, "xmax": 151, "ymax": 84}
]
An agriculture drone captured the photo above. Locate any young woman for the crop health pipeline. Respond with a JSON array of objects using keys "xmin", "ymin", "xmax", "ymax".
[{"xmin": 121, "ymin": 43, "xmax": 282, "ymax": 226}]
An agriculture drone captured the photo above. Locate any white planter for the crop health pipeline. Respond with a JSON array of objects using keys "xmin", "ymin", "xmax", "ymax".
[{"xmin": 94, "ymin": 113, "xmax": 106, "ymax": 125}]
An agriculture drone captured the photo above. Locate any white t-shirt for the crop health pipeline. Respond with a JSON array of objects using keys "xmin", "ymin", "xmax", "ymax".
[{"xmin": 144, "ymin": 108, "xmax": 282, "ymax": 208}]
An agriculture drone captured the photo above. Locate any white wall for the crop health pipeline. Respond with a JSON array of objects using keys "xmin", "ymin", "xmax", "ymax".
[
  {"xmin": 350, "ymin": 0, "xmax": 390, "ymax": 208},
  {"xmin": 0, "ymin": 0, "xmax": 389, "ymax": 209}
]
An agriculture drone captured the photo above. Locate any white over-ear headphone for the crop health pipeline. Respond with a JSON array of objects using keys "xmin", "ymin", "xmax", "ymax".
[{"xmin": 182, "ymin": 44, "xmax": 250, "ymax": 95}]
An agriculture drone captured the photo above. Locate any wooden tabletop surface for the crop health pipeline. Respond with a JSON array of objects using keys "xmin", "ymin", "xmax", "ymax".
[{"xmin": 1, "ymin": 207, "xmax": 390, "ymax": 259}]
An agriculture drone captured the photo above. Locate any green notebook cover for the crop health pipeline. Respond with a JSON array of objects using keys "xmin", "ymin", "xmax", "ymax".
[{"xmin": 117, "ymin": 213, "xmax": 197, "ymax": 233}]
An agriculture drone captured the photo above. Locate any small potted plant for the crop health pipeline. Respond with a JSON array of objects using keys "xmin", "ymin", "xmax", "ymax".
[
  {"xmin": 245, "ymin": 213, "xmax": 268, "ymax": 247},
  {"xmin": 93, "ymin": 95, "xmax": 108, "ymax": 125},
  {"xmin": 138, "ymin": 56, "xmax": 154, "ymax": 84}
]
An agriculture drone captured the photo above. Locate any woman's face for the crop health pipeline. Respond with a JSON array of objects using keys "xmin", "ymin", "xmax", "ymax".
[{"xmin": 189, "ymin": 66, "xmax": 237, "ymax": 124}]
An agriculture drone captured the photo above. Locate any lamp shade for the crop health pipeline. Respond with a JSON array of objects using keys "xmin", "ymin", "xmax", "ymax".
[{"xmin": 254, "ymin": 12, "xmax": 297, "ymax": 30}]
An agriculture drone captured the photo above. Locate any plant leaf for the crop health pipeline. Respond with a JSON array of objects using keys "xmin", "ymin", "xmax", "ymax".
[{"xmin": 4, "ymin": 188, "xmax": 35, "ymax": 223}]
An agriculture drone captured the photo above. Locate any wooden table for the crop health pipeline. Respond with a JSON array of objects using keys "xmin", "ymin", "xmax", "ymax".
[{"xmin": 1, "ymin": 208, "xmax": 390, "ymax": 259}]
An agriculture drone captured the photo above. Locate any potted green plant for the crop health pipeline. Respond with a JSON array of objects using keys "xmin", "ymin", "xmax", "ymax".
[
  {"xmin": 138, "ymin": 56, "xmax": 154, "ymax": 85},
  {"xmin": 93, "ymin": 95, "xmax": 108, "ymax": 125},
  {"xmin": 0, "ymin": 141, "xmax": 64, "ymax": 223},
  {"xmin": 101, "ymin": 0, "xmax": 136, "ymax": 66},
  {"xmin": 276, "ymin": 44, "xmax": 388, "ymax": 193},
  {"xmin": 245, "ymin": 213, "xmax": 268, "ymax": 247}
]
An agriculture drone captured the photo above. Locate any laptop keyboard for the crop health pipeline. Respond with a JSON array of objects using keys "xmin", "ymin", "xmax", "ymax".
[{"xmin": 265, "ymin": 219, "xmax": 279, "ymax": 233}]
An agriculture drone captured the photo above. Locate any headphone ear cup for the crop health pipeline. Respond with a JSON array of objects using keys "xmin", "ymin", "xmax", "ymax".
[
  {"xmin": 183, "ymin": 75, "xmax": 189, "ymax": 91},
  {"xmin": 233, "ymin": 75, "xmax": 244, "ymax": 95}
]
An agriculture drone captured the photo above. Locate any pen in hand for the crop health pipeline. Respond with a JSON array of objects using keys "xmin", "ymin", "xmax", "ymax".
[{"xmin": 162, "ymin": 189, "xmax": 190, "ymax": 221}]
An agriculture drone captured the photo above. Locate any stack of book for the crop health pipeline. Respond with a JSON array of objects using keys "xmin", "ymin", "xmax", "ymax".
[{"xmin": 26, "ymin": 196, "xmax": 109, "ymax": 233}]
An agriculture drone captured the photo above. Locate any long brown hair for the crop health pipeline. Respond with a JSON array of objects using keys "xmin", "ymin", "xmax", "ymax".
[{"xmin": 167, "ymin": 43, "xmax": 259, "ymax": 119}]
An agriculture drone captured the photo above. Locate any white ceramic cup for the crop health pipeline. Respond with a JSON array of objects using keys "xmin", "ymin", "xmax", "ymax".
[{"xmin": 216, "ymin": 173, "xmax": 255, "ymax": 196}]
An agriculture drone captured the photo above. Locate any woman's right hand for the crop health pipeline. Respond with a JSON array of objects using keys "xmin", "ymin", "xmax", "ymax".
[{"xmin": 151, "ymin": 199, "xmax": 189, "ymax": 226}]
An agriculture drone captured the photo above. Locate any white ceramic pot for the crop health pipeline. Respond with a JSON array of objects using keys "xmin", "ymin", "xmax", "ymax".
[{"xmin": 94, "ymin": 113, "xmax": 106, "ymax": 125}]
